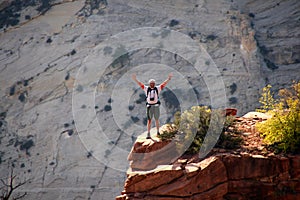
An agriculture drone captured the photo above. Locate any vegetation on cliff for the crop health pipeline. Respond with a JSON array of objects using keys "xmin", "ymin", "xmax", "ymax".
[
  {"xmin": 256, "ymin": 81, "xmax": 300, "ymax": 153},
  {"xmin": 158, "ymin": 81, "xmax": 300, "ymax": 155},
  {"xmin": 158, "ymin": 106, "xmax": 241, "ymax": 154}
]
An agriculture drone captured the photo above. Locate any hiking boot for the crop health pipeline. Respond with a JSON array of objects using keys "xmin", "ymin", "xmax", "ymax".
[{"xmin": 146, "ymin": 133, "xmax": 151, "ymax": 139}]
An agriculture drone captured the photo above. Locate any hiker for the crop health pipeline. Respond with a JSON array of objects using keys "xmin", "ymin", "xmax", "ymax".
[{"xmin": 132, "ymin": 73, "xmax": 173, "ymax": 139}]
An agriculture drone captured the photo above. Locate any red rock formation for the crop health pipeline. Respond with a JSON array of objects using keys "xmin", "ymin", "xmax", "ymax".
[
  {"xmin": 118, "ymin": 114, "xmax": 300, "ymax": 199},
  {"xmin": 225, "ymin": 108, "xmax": 237, "ymax": 116},
  {"xmin": 117, "ymin": 154, "xmax": 300, "ymax": 200},
  {"xmin": 128, "ymin": 137, "xmax": 179, "ymax": 171}
]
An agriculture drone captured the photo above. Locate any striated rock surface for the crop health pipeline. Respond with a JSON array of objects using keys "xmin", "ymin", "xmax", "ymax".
[
  {"xmin": 117, "ymin": 153, "xmax": 300, "ymax": 200},
  {"xmin": 0, "ymin": 0, "xmax": 299, "ymax": 199}
]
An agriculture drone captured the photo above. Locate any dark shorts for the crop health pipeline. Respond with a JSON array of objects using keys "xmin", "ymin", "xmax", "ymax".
[{"xmin": 147, "ymin": 104, "xmax": 160, "ymax": 120}]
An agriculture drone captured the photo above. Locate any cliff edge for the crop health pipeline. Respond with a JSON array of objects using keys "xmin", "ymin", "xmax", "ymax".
[{"xmin": 116, "ymin": 114, "xmax": 300, "ymax": 200}]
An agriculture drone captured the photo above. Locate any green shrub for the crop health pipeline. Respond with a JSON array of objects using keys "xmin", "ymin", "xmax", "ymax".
[
  {"xmin": 174, "ymin": 106, "xmax": 211, "ymax": 154},
  {"xmin": 159, "ymin": 106, "xmax": 242, "ymax": 154},
  {"xmin": 157, "ymin": 124, "xmax": 178, "ymax": 141},
  {"xmin": 256, "ymin": 84, "xmax": 277, "ymax": 113},
  {"xmin": 173, "ymin": 106, "xmax": 240, "ymax": 154},
  {"xmin": 256, "ymin": 81, "xmax": 300, "ymax": 153}
]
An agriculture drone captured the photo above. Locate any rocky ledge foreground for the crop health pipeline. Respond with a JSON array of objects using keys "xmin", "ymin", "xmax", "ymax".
[
  {"xmin": 116, "ymin": 114, "xmax": 300, "ymax": 200},
  {"xmin": 117, "ymin": 154, "xmax": 300, "ymax": 200}
]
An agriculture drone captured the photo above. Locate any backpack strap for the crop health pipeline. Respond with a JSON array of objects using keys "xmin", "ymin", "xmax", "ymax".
[
  {"xmin": 146, "ymin": 87, "xmax": 160, "ymax": 105},
  {"xmin": 146, "ymin": 87, "xmax": 159, "ymax": 99},
  {"xmin": 154, "ymin": 87, "xmax": 159, "ymax": 99},
  {"xmin": 146, "ymin": 87, "xmax": 151, "ymax": 98}
]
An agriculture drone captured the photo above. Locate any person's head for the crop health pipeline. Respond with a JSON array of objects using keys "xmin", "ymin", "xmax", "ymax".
[{"xmin": 148, "ymin": 79, "xmax": 155, "ymax": 88}]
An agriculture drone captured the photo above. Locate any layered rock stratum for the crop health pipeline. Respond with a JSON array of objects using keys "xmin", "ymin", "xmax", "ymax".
[
  {"xmin": 117, "ymin": 154, "xmax": 300, "ymax": 200},
  {"xmin": 0, "ymin": 0, "xmax": 299, "ymax": 199},
  {"xmin": 117, "ymin": 115, "xmax": 300, "ymax": 200}
]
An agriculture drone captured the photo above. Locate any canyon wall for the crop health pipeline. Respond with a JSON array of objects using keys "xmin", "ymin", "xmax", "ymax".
[{"xmin": 0, "ymin": 0, "xmax": 299, "ymax": 199}]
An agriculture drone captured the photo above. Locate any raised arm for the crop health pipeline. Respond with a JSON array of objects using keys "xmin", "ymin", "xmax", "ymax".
[
  {"xmin": 161, "ymin": 73, "xmax": 173, "ymax": 89},
  {"xmin": 132, "ymin": 74, "xmax": 144, "ymax": 88}
]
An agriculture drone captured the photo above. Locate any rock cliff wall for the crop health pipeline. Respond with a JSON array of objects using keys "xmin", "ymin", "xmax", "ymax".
[
  {"xmin": 0, "ymin": 0, "xmax": 299, "ymax": 199},
  {"xmin": 117, "ymin": 154, "xmax": 300, "ymax": 200},
  {"xmin": 236, "ymin": 0, "xmax": 300, "ymax": 90}
]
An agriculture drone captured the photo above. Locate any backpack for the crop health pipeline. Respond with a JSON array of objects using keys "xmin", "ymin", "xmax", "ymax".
[{"xmin": 146, "ymin": 87, "xmax": 161, "ymax": 105}]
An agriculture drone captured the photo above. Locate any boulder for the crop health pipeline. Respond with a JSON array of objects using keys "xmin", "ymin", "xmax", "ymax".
[
  {"xmin": 225, "ymin": 108, "xmax": 237, "ymax": 116},
  {"xmin": 127, "ymin": 137, "xmax": 179, "ymax": 171},
  {"xmin": 242, "ymin": 111, "xmax": 272, "ymax": 120}
]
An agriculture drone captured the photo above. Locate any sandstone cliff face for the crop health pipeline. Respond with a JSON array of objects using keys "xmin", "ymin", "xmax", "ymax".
[
  {"xmin": 117, "ymin": 154, "xmax": 300, "ymax": 200},
  {"xmin": 236, "ymin": 0, "xmax": 300, "ymax": 89},
  {"xmin": 0, "ymin": 0, "xmax": 299, "ymax": 199}
]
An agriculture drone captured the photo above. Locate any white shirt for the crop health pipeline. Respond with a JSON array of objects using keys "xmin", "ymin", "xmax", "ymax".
[{"xmin": 143, "ymin": 85, "xmax": 162, "ymax": 104}]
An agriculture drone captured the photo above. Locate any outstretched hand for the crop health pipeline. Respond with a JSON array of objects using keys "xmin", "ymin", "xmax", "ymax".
[
  {"xmin": 132, "ymin": 73, "xmax": 137, "ymax": 80},
  {"xmin": 168, "ymin": 73, "xmax": 173, "ymax": 80}
]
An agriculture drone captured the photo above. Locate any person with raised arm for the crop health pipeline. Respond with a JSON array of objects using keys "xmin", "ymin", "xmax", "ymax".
[{"xmin": 132, "ymin": 73, "xmax": 172, "ymax": 139}]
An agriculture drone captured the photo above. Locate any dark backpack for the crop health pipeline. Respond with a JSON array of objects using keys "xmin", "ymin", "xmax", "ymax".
[{"xmin": 146, "ymin": 87, "xmax": 160, "ymax": 105}]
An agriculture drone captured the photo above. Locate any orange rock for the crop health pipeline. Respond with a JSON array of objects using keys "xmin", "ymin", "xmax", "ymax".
[
  {"xmin": 149, "ymin": 156, "xmax": 227, "ymax": 196},
  {"xmin": 222, "ymin": 154, "xmax": 290, "ymax": 180},
  {"xmin": 289, "ymin": 155, "xmax": 300, "ymax": 179},
  {"xmin": 228, "ymin": 180, "xmax": 276, "ymax": 199},
  {"xmin": 128, "ymin": 139, "xmax": 179, "ymax": 171},
  {"xmin": 225, "ymin": 108, "xmax": 237, "ymax": 116},
  {"xmin": 117, "ymin": 154, "xmax": 300, "ymax": 200},
  {"xmin": 115, "ymin": 194, "xmax": 127, "ymax": 200},
  {"xmin": 125, "ymin": 166, "xmax": 184, "ymax": 193}
]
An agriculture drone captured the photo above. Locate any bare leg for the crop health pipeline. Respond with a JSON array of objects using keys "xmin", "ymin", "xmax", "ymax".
[
  {"xmin": 147, "ymin": 119, "xmax": 152, "ymax": 138},
  {"xmin": 155, "ymin": 119, "xmax": 160, "ymax": 134}
]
